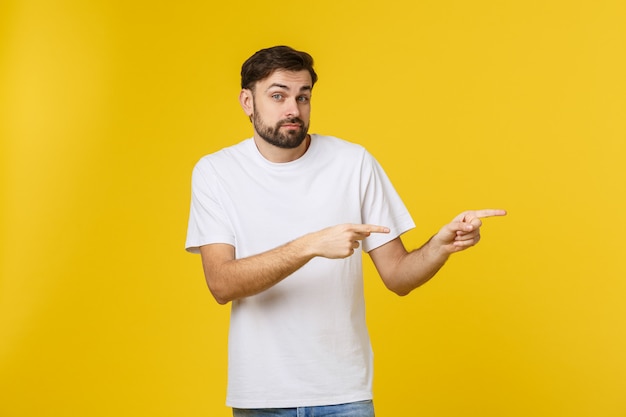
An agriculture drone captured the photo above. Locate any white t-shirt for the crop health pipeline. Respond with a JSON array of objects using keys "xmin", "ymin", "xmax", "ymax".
[{"xmin": 186, "ymin": 134, "xmax": 415, "ymax": 408}]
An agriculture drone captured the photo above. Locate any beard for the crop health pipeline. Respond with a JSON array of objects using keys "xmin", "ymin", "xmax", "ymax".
[{"xmin": 252, "ymin": 111, "xmax": 309, "ymax": 149}]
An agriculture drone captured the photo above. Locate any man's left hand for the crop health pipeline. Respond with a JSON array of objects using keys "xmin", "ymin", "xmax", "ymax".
[{"xmin": 432, "ymin": 209, "xmax": 507, "ymax": 254}]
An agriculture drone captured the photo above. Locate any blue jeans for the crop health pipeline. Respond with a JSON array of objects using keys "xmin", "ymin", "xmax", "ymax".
[{"xmin": 232, "ymin": 400, "xmax": 375, "ymax": 417}]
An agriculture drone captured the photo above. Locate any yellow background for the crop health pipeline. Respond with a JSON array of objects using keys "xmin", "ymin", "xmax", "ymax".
[{"xmin": 1, "ymin": 0, "xmax": 625, "ymax": 416}]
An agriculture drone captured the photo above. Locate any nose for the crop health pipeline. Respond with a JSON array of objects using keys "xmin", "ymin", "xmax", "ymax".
[{"xmin": 285, "ymin": 98, "xmax": 300, "ymax": 118}]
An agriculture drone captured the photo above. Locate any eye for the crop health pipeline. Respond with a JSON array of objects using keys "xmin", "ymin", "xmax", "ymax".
[
  {"xmin": 297, "ymin": 95, "xmax": 310, "ymax": 103},
  {"xmin": 271, "ymin": 93, "xmax": 283, "ymax": 101}
]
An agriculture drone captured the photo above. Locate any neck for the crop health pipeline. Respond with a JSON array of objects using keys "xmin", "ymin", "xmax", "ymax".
[{"xmin": 253, "ymin": 134, "xmax": 311, "ymax": 163}]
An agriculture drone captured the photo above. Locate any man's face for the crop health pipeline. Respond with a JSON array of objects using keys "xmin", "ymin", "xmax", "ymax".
[{"xmin": 247, "ymin": 69, "xmax": 312, "ymax": 149}]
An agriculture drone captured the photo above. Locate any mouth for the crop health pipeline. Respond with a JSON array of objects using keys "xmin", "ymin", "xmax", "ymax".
[
  {"xmin": 279, "ymin": 118, "xmax": 304, "ymax": 129},
  {"xmin": 280, "ymin": 124, "xmax": 302, "ymax": 130}
]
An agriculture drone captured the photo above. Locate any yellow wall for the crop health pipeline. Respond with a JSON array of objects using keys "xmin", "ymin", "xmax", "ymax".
[{"xmin": 1, "ymin": 1, "xmax": 625, "ymax": 416}]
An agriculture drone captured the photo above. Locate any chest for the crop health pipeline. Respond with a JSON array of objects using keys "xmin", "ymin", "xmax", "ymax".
[{"xmin": 217, "ymin": 161, "xmax": 363, "ymax": 253}]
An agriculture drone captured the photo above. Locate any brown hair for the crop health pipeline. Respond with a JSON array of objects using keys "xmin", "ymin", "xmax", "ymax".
[{"xmin": 241, "ymin": 46, "xmax": 318, "ymax": 91}]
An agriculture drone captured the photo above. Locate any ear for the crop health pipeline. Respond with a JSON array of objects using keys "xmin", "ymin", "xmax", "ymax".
[{"xmin": 239, "ymin": 89, "xmax": 254, "ymax": 117}]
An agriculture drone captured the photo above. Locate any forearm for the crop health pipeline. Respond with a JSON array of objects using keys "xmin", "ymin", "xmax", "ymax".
[
  {"xmin": 202, "ymin": 238, "xmax": 315, "ymax": 304},
  {"xmin": 393, "ymin": 238, "xmax": 451, "ymax": 295},
  {"xmin": 372, "ymin": 210, "xmax": 506, "ymax": 296},
  {"xmin": 203, "ymin": 223, "xmax": 390, "ymax": 304},
  {"xmin": 372, "ymin": 237, "xmax": 451, "ymax": 296}
]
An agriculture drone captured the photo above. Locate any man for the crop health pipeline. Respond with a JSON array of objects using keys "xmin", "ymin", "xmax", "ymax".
[{"xmin": 186, "ymin": 45, "xmax": 506, "ymax": 417}]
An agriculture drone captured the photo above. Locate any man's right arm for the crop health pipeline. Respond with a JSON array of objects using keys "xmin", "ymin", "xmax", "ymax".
[{"xmin": 200, "ymin": 224, "xmax": 389, "ymax": 304}]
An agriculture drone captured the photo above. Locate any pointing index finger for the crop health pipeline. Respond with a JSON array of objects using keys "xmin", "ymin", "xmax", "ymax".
[
  {"xmin": 355, "ymin": 224, "xmax": 390, "ymax": 234},
  {"xmin": 474, "ymin": 209, "xmax": 507, "ymax": 219}
]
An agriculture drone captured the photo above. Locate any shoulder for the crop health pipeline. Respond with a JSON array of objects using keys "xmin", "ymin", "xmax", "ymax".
[
  {"xmin": 193, "ymin": 138, "xmax": 253, "ymax": 174},
  {"xmin": 312, "ymin": 135, "xmax": 382, "ymax": 171},
  {"xmin": 312, "ymin": 134, "xmax": 370, "ymax": 158}
]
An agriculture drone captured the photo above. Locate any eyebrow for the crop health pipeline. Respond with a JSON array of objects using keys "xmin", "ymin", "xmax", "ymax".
[{"xmin": 265, "ymin": 83, "xmax": 312, "ymax": 93}]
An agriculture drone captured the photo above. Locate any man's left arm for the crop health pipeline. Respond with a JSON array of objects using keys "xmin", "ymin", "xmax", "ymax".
[{"xmin": 369, "ymin": 209, "xmax": 506, "ymax": 296}]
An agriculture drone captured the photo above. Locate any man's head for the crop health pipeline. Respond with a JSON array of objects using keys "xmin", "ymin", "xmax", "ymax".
[
  {"xmin": 239, "ymin": 46, "xmax": 317, "ymax": 151},
  {"xmin": 240, "ymin": 45, "xmax": 317, "ymax": 92}
]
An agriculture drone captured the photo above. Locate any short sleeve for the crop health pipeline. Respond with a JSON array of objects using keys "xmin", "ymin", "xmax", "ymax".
[
  {"xmin": 185, "ymin": 160, "xmax": 236, "ymax": 254},
  {"xmin": 359, "ymin": 152, "xmax": 415, "ymax": 252}
]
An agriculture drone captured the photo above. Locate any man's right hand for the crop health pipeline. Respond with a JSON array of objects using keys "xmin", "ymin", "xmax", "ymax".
[
  {"xmin": 201, "ymin": 223, "xmax": 389, "ymax": 304},
  {"xmin": 304, "ymin": 224, "xmax": 390, "ymax": 259}
]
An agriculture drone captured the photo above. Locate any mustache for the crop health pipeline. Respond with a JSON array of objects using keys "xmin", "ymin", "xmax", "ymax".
[{"xmin": 278, "ymin": 118, "xmax": 304, "ymax": 127}]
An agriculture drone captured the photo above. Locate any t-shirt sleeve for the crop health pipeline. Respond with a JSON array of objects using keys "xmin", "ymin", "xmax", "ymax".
[
  {"xmin": 359, "ymin": 152, "xmax": 415, "ymax": 252},
  {"xmin": 185, "ymin": 160, "xmax": 236, "ymax": 254}
]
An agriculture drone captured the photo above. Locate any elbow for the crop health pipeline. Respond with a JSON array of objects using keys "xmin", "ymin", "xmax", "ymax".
[
  {"xmin": 386, "ymin": 282, "xmax": 413, "ymax": 297},
  {"xmin": 386, "ymin": 278, "xmax": 433, "ymax": 297},
  {"xmin": 392, "ymin": 288, "xmax": 412, "ymax": 297},
  {"xmin": 206, "ymin": 279, "xmax": 232, "ymax": 305},
  {"xmin": 381, "ymin": 275, "xmax": 413, "ymax": 297},
  {"xmin": 210, "ymin": 290, "xmax": 231, "ymax": 305},
  {"xmin": 212, "ymin": 293, "xmax": 230, "ymax": 305},
  {"xmin": 381, "ymin": 268, "xmax": 437, "ymax": 297}
]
